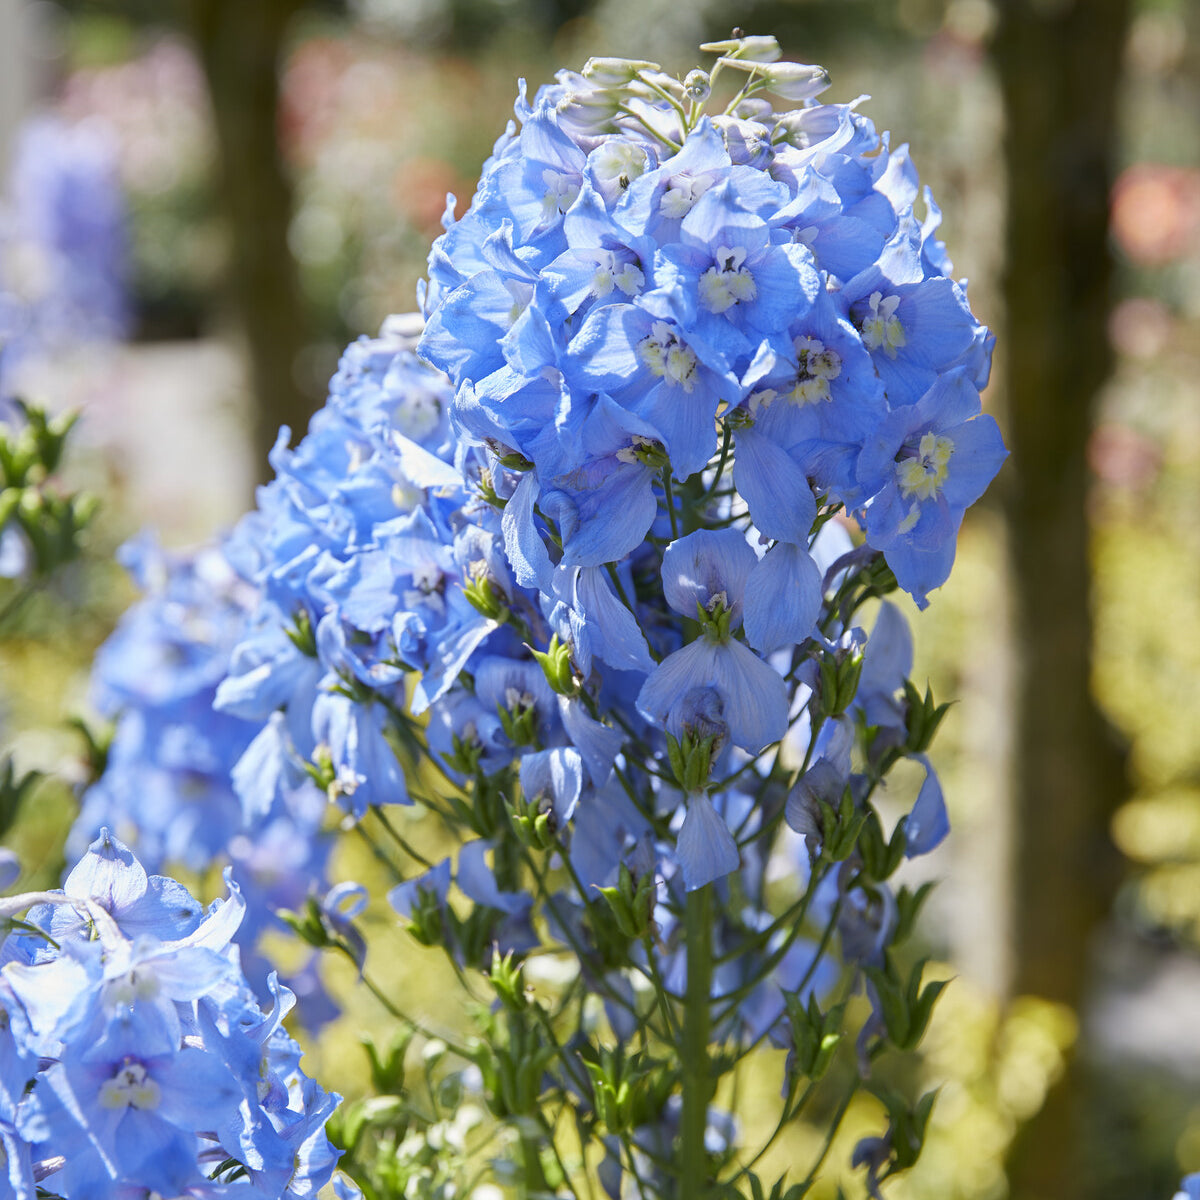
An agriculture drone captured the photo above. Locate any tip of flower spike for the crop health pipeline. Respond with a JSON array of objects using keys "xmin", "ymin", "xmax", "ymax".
[
  {"xmin": 701, "ymin": 34, "xmax": 782, "ymax": 63},
  {"xmin": 582, "ymin": 57, "xmax": 661, "ymax": 85}
]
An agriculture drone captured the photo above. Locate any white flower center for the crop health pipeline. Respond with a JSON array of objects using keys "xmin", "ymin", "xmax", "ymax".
[
  {"xmin": 591, "ymin": 141, "xmax": 647, "ymax": 191},
  {"xmin": 660, "ymin": 173, "xmax": 713, "ymax": 220},
  {"xmin": 860, "ymin": 291, "xmax": 906, "ymax": 358},
  {"xmin": 105, "ymin": 968, "xmax": 161, "ymax": 1008},
  {"xmin": 637, "ymin": 321, "xmax": 698, "ymax": 392},
  {"xmin": 615, "ymin": 434, "xmax": 656, "ymax": 465},
  {"xmin": 785, "ymin": 335, "xmax": 842, "ymax": 405},
  {"xmin": 98, "ymin": 1061, "xmax": 161, "ymax": 1111},
  {"xmin": 391, "ymin": 478, "xmax": 423, "ymax": 513},
  {"xmin": 505, "ymin": 280, "xmax": 534, "ymax": 329},
  {"xmin": 542, "ymin": 169, "xmax": 580, "ymax": 217},
  {"xmin": 591, "ymin": 252, "xmax": 644, "ymax": 299},
  {"xmin": 404, "ymin": 562, "xmax": 445, "ymax": 614},
  {"xmin": 394, "ymin": 391, "xmax": 441, "ymax": 441},
  {"xmin": 698, "ymin": 245, "xmax": 757, "ymax": 314},
  {"xmin": 896, "ymin": 431, "xmax": 954, "ymax": 501}
]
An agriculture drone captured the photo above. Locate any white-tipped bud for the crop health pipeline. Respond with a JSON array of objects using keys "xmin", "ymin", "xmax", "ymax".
[
  {"xmin": 582, "ymin": 56, "xmax": 661, "ymax": 85},
  {"xmin": 556, "ymin": 88, "xmax": 623, "ymax": 136},
  {"xmin": 701, "ymin": 34, "xmax": 782, "ymax": 63},
  {"xmin": 764, "ymin": 61, "xmax": 832, "ymax": 101},
  {"xmin": 718, "ymin": 57, "xmax": 831, "ymax": 102},
  {"xmin": 684, "ymin": 69, "xmax": 711, "ymax": 103}
]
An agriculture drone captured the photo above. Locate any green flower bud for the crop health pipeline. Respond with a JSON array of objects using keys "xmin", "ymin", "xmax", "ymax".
[
  {"xmin": 462, "ymin": 572, "xmax": 510, "ymax": 623},
  {"xmin": 530, "ymin": 633, "xmax": 577, "ymax": 697},
  {"xmin": 903, "ymin": 680, "xmax": 950, "ymax": 754},
  {"xmin": 857, "ymin": 809, "xmax": 907, "ymax": 881},
  {"xmin": 487, "ymin": 947, "xmax": 530, "ymax": 1012},
  {"xmin": 596, "ymin": 861, "xmax": 655, "ymax": 940},
  {"xmin": 785, "ymin": 992, "xmax": 845, "ymax": 1081},
  {"xmin": 285, "ymin": 607, "xmax": 319, "ymax": 657},
  {"xmin": 666, "ymin": 730, "xmax": 718, "ymax": 794},
  {"xmin": 506, "ymin": 789, "xmax": 559, "ymax": 851}
]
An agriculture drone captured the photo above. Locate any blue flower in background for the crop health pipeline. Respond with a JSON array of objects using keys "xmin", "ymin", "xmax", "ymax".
[
  {"xmin": 0, "ymin": 833, "xmax": 341, "ymax": 1200},
  {"xmin": 1, "ymin": 114, "xmax": 130, "ymax": 403}
]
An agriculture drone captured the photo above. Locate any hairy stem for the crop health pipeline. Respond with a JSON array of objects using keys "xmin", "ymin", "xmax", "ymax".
[{"xmin": 680, "ymin": 883, "xmax": 714, "ymax": 1199}]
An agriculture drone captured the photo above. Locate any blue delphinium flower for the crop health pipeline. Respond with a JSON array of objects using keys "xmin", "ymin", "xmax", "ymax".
[
  {"xmin": 1, "ymin": 114, "xmax": 130, "ymax": 402},
  {"xmin": 0, "ymin": 831, "xmax": 341, "ymax": 1200},
  {"xmin": 856, "ymin": 368, "xmax": 1008, "ymax": 606},
  {"xmin": 418, "ymin": 51, "xmax": 1004, "ymax": 616},
  {"xmin": 70, "ymin": 534, "xmax": 335, "ymax": 1024},
  {"xmin": 1175, "ymin": 1173, "xmax": 1200, "ymax": 1200},
  {"xmin": 637, "ymin": 529, "xmax": 805, "ymax": 757}
]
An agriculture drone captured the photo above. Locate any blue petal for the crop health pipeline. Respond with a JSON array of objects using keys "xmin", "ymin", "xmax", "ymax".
[
  {"xmin": 661, "ymin": 529, "xmax": 758, "ymax": 624},
  {"xmin": 732, "ymin": 425, "xmax": 817, "ymax": 544},
  {"xmin": 637, "ymin": 638, "xmax": 788, "ymax": 754},
  {"xmin": 905, "ymin": 755, "xmax": 949, "ymax": 856},
  {"xmin": 743, "ymin": 543, "xmax": 822, "ymax": 654},
  {"xmin": 502, "ymin": 472, "xmax": 554, "ymax": 592},
  {"xmin": 559, "ymin": 697, "xmax": 625, "ymax": 786},
  {"xmin": 63, "ymin": 829, "xmax": 146, "ymax": 914},
  {"xmin": 388, "ymin": 858, "xmax": 451, "ymax": 919},
  {"xmin": 572, "ymin": 566, "xmax": 654, "ymax": 675},
  {"xmin": 520, "ymin": 746, "xmax": 584, "ymax": 824},
  {"xmin": 677, "ymin": 793, "xmax": 740, "ymax": 891}
]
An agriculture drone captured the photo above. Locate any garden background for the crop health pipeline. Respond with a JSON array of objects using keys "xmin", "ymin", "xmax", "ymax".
[{"xmin": 1, "ymin": 0, "xmax": 1198, "ymax": 1196}]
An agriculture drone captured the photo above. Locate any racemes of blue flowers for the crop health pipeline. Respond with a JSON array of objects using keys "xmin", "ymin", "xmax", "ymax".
[{"xmin": 0, "ymin": 830, "xmax": 340, "ymax": 1200}]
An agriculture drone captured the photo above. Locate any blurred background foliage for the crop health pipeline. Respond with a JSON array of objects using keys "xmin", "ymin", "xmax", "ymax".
[{"xmin": 1, "ymin": 0, "xmax": 1200, "ymax": 1196}]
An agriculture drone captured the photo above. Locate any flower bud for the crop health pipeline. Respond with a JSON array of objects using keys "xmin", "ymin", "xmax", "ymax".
[
  {"xmin": 720, "ymin": 59, "xmax": 831, "ymax": 101},
  {"xmin": 506, "ymin": 790, "xmax": 558, "ymax": 851},
  {"xmin": 702, "ymin": 34, "xmax": 782, "ymax": 63},
  {"xmin": 582, "ymin": 56, "xmax": 661, "ymax": 85},
  {"xmin": 683, "ymin": 69, "xmax": 711, "ymax": 103},
  {"xmin": 530, "ymin": 633, "xmax": 577, "ymax": 697},
  {"xmin": 857, "ymin": 809, "xmax": 907, "ymax": 881},
  {"xmin": 903, "ymin": 680, "xmax": 950, "ymax": 754},
  {"xmin": 487, "ymin": 947, "xmax": 530, "ymax": 1012},
  {"xmin": 785, "ymin": 992, "xmax": 845, "ymax": 1081},
  {"xmin": 462, "ymin": 573, "xmax": 510, "ymax": 623}
]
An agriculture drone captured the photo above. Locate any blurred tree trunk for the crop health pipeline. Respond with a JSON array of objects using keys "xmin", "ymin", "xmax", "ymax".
[
  {"xmin": 991, "ymin": 2, "xmax": 1132, "ymax": 1197},
  {"xmin": 187, "ymin": 0, "xmax": 312, "ymax": 484}
]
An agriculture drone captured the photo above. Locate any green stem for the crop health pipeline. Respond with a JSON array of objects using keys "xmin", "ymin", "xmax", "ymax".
[
  {"xmin": 370, "ymin": 805, "xmax": 434, "ymax": 868},
  {"xmin": 641, "ymin": 931, "xmax": 681, "ymax": 1042},
  {"xmin": 0, "ymin": 581, "xmax": 37, "ymax": 630},
  {"xmin": 340, "ymin": 949, "xmax": 474, "ymax": 1059},
  {"xmin": 704, "ymin": 426, "xmax": 733, "ymax": 496},
  {"xmin": 797, "ymin": 1077, "xmax": 859, "ymax": 1192},
  {"xmin": 662, "ymin": 468, "xmax": 681, "ymax": 540},
  {"xmin": 680, "ymin": 884, "xmax": 714, "ymax": 1200},
  {"xmin": 520, "ymin": 1129, "xmax": 548, "ymax": 1198}
]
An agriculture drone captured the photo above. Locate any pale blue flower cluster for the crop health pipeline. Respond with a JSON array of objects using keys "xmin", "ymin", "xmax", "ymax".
[
  {"xmin": 0, "ymin": 831, "xmax": 339, "ymax": 1200},
  {"xmin": 0, "ymin": 115, "xmax": 129, "ymax": 403},
  {"xmin": 57, "ymin": 40, "xmax": 1010, "ymax": 1198},
  {"xmin": 407, "ymin": 43, "xmax": 1006, "ymax": 892},
  {"xmin": 70, "ymin": 535, "xmax": 336, "ymax": 1026},
  {"xmin": 76, "ymin": 38, "xmax": 1006, "ymax": 936},
  {"xmin": 419, "ymin": 50, "xmax": 1005, "ymax": 607}
]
